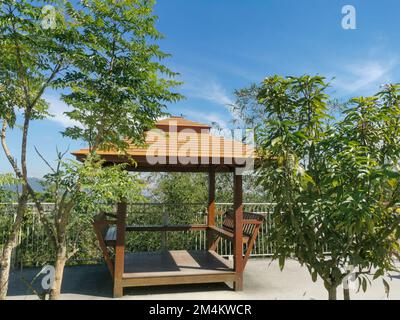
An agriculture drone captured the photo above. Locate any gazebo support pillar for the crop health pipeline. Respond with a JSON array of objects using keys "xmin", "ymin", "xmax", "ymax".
[
  {"xmin": 206, "ymin": 167, "xmax": 216, "ymax": 250},
  {"xmin": 113, "ymin": 202, "xmax": 127, "ymax": 298},
  {"xmin": 233, "ymin": 173, "xmax": 244, "ymax": 291}
]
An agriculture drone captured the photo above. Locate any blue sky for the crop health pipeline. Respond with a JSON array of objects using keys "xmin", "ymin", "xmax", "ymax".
[{"xmin": 1, "ymin": 0, "xmax": 400, "ymax": 177}]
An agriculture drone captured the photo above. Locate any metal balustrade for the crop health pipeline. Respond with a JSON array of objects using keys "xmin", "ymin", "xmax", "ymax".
[{"xmin": 0, "ymin": 202, "xmax": 276, "ymax": 268}]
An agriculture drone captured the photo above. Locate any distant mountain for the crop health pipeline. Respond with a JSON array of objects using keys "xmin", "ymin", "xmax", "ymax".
[
  {"xmin": 3, "ymin": 177, "xmax": 45, "ymax": 193},
  {"xmin": 27, "ymin": 177, "xmax": 45, "ymax": 192}
]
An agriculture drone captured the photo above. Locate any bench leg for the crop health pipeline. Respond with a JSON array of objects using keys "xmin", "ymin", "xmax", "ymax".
[{"xmin": 234, "ymin": 273, "xmax": 243, "ymax": 291}]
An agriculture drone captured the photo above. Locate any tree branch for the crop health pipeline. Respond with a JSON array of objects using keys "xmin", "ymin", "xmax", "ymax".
[
  {"xmin": 1, "ymin": 120, "xmax": 23, "ymax": 178},
  {"xmin": 1, "ymin": 120, "xmax": 58, "ymax": 247}
]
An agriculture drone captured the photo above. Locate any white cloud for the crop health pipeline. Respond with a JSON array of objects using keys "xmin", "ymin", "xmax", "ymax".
[
  {"xmin": 184, "ymin": 110, "xmax": 229, "ymax": 129},
  {"xmin": 44, "ymin": 94, "xmax": 80, "ymax": 128},
  {"xmin": 183, "ymin": 78, "xmax": 233, "ymax": 107},
  {"xmin": 182, "ymin": 76, "xmax": 244, "ymax": 122},
  {"xmin": 333, "ymin": 59, "xmax": 397, "ymax": 94}
]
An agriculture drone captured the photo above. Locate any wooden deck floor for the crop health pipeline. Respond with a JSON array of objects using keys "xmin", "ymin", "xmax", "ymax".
[{"xmin": 122, "ymin": 250, "xmax": 236, "ymax": 287}]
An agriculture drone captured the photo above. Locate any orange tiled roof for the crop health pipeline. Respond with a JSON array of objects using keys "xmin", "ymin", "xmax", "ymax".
[
  {"xmin": 71, "ymin": 117, "xmax": 256, "ymax": 170},
  {"xmin": 155, "ymin": 116, "xmax": 211, "ymax": 131}
]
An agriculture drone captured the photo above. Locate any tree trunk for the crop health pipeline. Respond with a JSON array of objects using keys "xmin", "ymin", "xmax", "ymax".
[
  {"xmin": 49, "ymin": 246, "xmax": 67, "ymax": 300},
  {"xmin": 328, "ymin": 286, "xmax": 337, "ymax": 300},
  {"xmin": 0, "ymin": 194, "xmax": 28, "ymax": 300},
  {"xmin": 0, "ymin": 243, "xmax": 15, "ymax": 300}
]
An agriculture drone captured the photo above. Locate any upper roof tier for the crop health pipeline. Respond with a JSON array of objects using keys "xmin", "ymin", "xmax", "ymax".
[{"xmin": 155, "ymin": 116, "xmax": 211, "ymax": 133}]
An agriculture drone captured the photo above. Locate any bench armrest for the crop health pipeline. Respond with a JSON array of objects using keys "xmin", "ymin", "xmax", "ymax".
[{"xmin": 209, "ymin": 225, "xmax": 234, "ymax": 240}]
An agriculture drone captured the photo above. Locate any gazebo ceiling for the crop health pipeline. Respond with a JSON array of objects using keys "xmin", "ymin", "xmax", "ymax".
[{"xmin": 71, "ymin": 116, "xmax": 256, "ymax": 173}]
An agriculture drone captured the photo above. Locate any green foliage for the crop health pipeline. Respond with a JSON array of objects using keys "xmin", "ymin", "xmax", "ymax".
[
  {"xmin": 0, "ymin": 0, "xmax": 78, "ymax": 126},
  {"xmin": 42, "ymin": 152, "xmax": 145, "ymax": 217},
  {"xmin": 0, "ymin": 0, "xmax": 180, "ymax": 298},
  {"xmin": 149, "ymin": 172, "xmax": 269, "ymax": 204},
  {"xmin": 235, "ymin": 76, "xmax": 400, "ymax": 298},
  {"xmin": 0, "ymin": 174, "xmax": 19, "ymax": 202},
  {"xmin": 151, "ymin": 173, "xmax": 208, "ymax": 204},
  {"xmin": 60, "ymin": 0, "xmax": 183, "ymax": 150},
  {"xmin": 37, "ymin": 152, "xmax": 145, "ymax": 261}
]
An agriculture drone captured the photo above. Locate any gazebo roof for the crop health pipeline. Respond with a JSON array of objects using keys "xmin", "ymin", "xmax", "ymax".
[
  {"xmin": 71, "ymin": 116, "xmax": 256, "ymax": 173},
  {"xmin": 155, "ymin": 116, "xmax": 211, "ymax": 132}
]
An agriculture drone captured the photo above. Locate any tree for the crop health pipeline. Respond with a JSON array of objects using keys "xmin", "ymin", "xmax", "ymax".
[
  {"xmin": 0, "ymin": 0, "xmax": 75, "ymax": 299},
  {"xmin": 1, "ymin": 0, "xmax": 182, "ymax": 299},
  {"xmin": 150, "ymin": 172, "xmax": 267, "ymax": 204},
  {"xmin": 151, "ymin": 173, "xmax": 208, "ymax": 204},
  {"xmin": 61, "ymin": 0, "xmax": 183, "ymax": 151},
  {"xmin": 37, "ymin": 151, "xmax": 144, "ymax": 299},
  {"xmin": 0, "ymin": 174, "xmax": 19, "ymax": 282},
  {"xmin": 234, "ymin": 75, "xmax": 400, "ymax": 299},
  {"xmin": 41, "ymin": 0, "xmax": 182, "ymax": 299}
]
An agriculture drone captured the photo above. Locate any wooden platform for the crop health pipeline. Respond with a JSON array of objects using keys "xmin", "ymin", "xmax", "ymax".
[{"xmin": 121, "ymin": 250, "xmax": 236, "ymax": 288}]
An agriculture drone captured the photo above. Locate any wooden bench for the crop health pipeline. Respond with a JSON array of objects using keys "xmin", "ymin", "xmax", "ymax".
[
  {"xmin": 92, "ymin": 212, "xmax": 117, "ymax": 276},
  {"xmin": 93, "ymin": 209, "xmax": 265, "ymax": 278},
  {"xmin": 209, "ymin": 210, "xmax": 266, "ymax": 268},
  {"xmin": 93, "ymin": 212, "xmax": 208, "ymax": 276}
]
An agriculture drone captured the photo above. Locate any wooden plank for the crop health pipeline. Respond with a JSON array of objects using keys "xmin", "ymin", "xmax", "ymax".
[
  {"xmin": 208, "ymin": 226, "xmax": 249, "ymax": 243},
  {"xmin": 242, "ymin": 219, "xmax": 262, "ymax": 225},
  {"xmin": 122, "ymin": 273, "xmax": 236, "ymax": 287},
  {"xmin": 75, "ymin": 156, "xmax": 246, "ymax": 173},
  {"xmin": 243, "ymin": 223, "xmax": 261, "ymax": 269},
  {"xmin": 113, "ymin": 202, "xmax": 127, "ymax": 298},
  {"xmin": 207, "ymin": 167, "xmax": 216, "ymax": 250},
  {"xmin": 123, "ymin": 250, "xmax": 233, "ymax": 277},
  {"xmin": 92, "ymin": 221, "xmax": 114, "ymax": 277},
  {"xmin": 125, "ymin": 224, "xmax": 207, "ymax": 232},
  {"xmin": 116, "ymin": 162, "xmax": 236, "ymax": 173},
  {"xmin": 233, "ymin": 173, "xmax": 244, "ymax": 291},
  {"xmin": 125, "ymin": 250, "xmax": 233, "ymax": 276}
]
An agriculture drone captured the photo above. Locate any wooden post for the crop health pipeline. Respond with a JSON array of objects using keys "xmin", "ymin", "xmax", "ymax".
[
  {"xmin": 206, "ymin": 167, "xmax": 216, "ymax": 250},
  {"xmin": 113, "ymin": 202, "xmax": 127, "ymax": 298},
  {"xmin": 233, "ymin": 173, "xmax": 244, "ymax": 291}
]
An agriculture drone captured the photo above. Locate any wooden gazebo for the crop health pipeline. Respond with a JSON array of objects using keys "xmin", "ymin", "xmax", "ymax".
[{"xmin": 72, "ymin": 116, "xmax": 263, "ymax": 298}]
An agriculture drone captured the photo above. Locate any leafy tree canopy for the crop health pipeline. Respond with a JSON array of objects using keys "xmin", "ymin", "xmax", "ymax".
[
  {"xmin": 61, "ymin": 0, "xmax": 183, "ymax": 151},
  {"xmin": 235, "ymin": 75, "xmax": 400, "ymax": 299}
]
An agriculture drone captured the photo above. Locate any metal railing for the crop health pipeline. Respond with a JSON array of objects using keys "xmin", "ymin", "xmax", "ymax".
[{"xmin": 0, "ymin": 202, "xmax": 276, "ymax": 268}]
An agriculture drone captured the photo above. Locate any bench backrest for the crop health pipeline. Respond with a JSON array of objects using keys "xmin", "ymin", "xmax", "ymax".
[
  {"xmin": 93, "ymin": 212, "xmax": 116, "ymax": 239},
  {"xmin": 222, "ymin": 210, "xmax": 265, "ymax": 237}
]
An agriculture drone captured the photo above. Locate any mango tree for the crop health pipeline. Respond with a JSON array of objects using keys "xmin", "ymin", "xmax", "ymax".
[{"xmin": 234, "ymin": 76, "xmax": 400, "ymax": 299}]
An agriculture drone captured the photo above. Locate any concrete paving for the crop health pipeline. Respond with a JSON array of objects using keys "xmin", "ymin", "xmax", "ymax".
[{"xmin": 7, "ymin": 258, "xmax": 400, "ymax": 300}]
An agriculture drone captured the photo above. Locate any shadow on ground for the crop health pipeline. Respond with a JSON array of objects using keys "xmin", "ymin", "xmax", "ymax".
[
  {"xmin": 124, "ymin": 283, "xmax": 231, "ymax": 297},
  {"xmin": 8, "ymin": 264, "xmax": 232, "ymax": 298},
  {"xmin": 8, "ymin": 259, "xmax": 400, "ymax": 300},
  {"xmin": 8, "ymin": 264, "xmax": 113, "ymax": 298}
]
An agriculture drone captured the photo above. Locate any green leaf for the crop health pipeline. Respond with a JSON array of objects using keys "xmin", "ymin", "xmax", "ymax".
[
  {"xmin": 373, "ymin": 269, "xmax": 384, "ymax": 280},
  {"xmin": 382, "ymin": 278, "xmax": 390, "ymax": 298},
  {"xmin": 362, "ymin": 277, "xmax": 367, "ymax": 292},
  {"xmin": 311, "ymin": 269, "xmax": 318, "ymax": 282},
  {"xmin": 278, "ymin": 255, "xmax": 285, "ymax": 270}
]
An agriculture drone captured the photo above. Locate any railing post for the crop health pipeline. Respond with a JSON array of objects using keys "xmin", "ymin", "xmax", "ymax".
[{"xmin": 161, "ymin": 204, "xmax": 168, "ymax": 250}]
